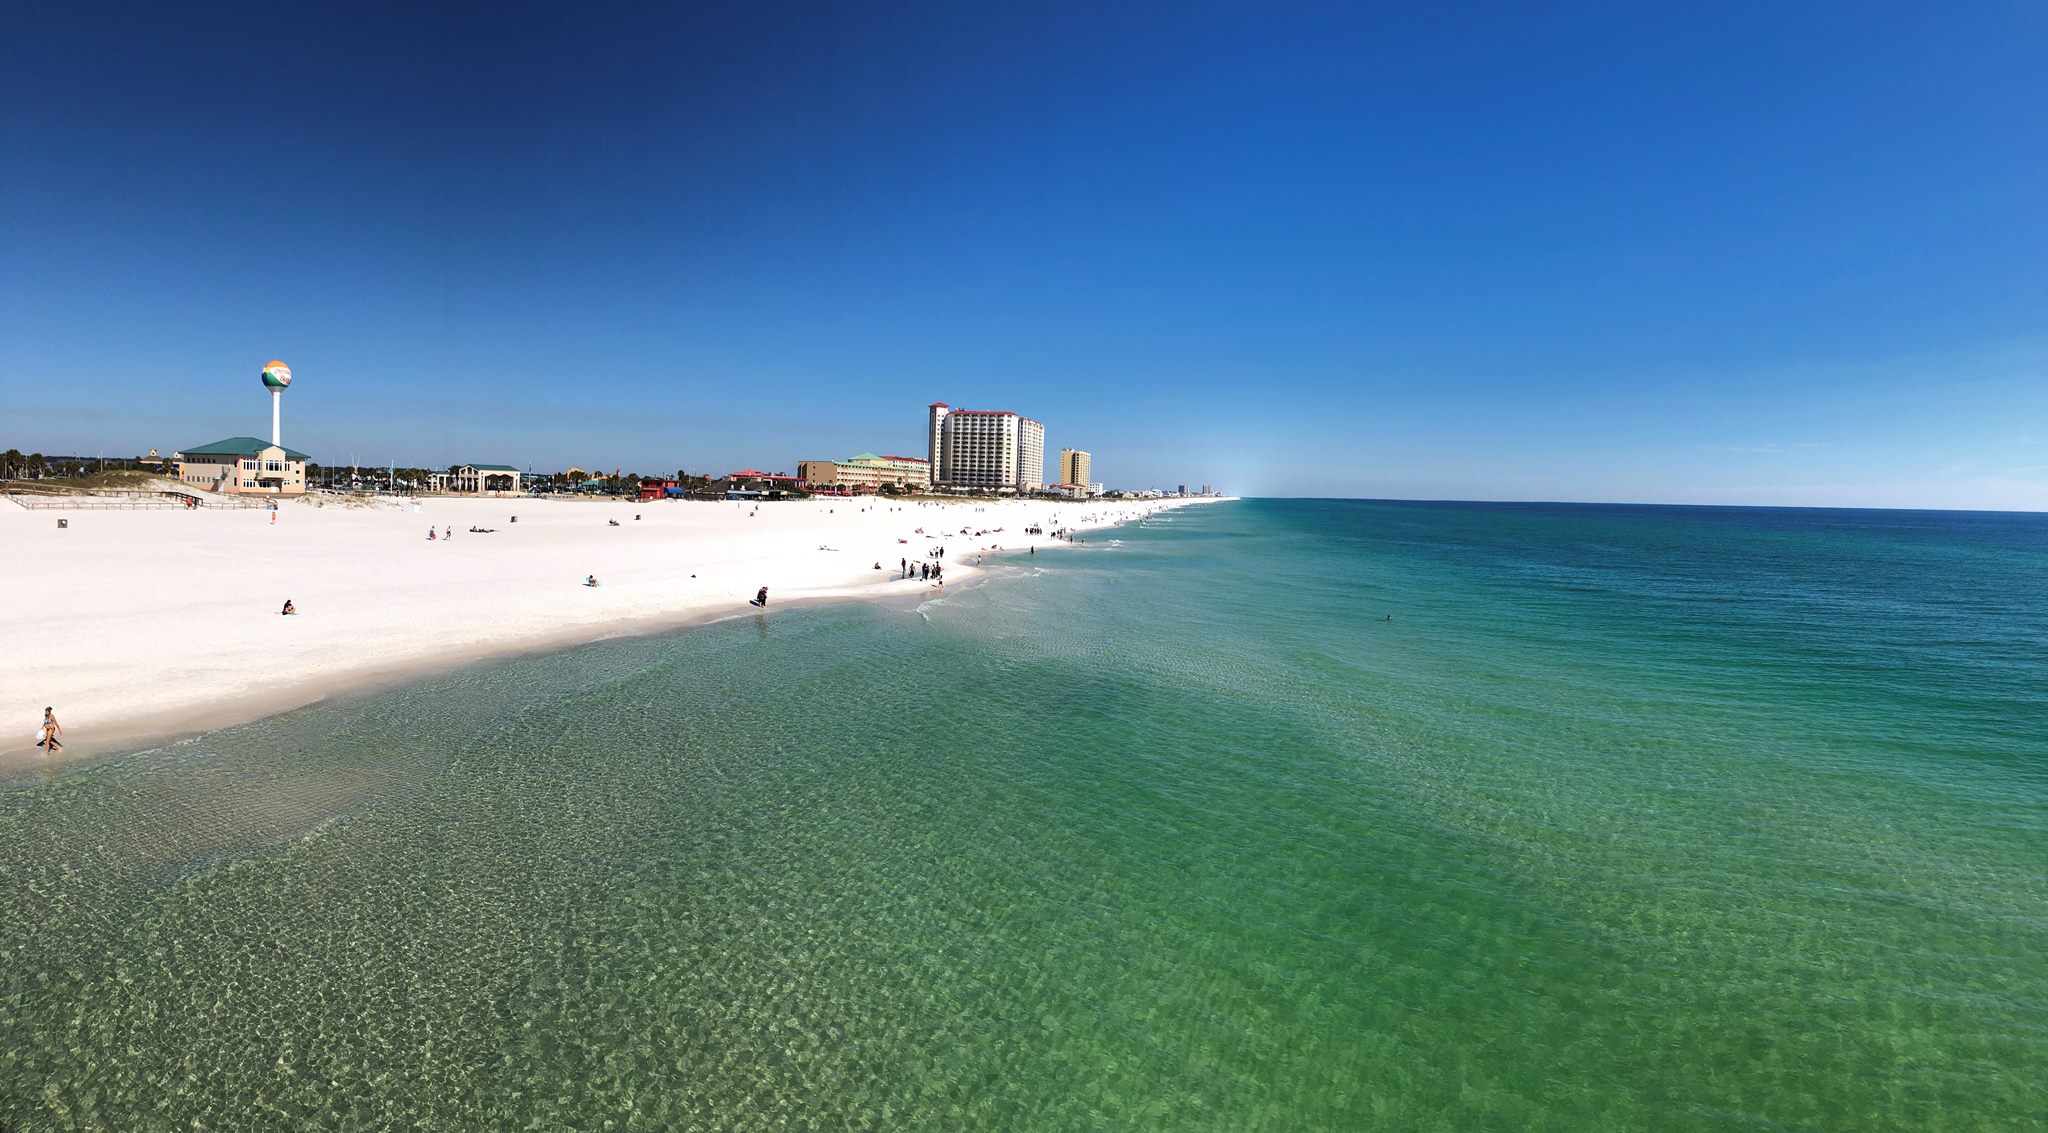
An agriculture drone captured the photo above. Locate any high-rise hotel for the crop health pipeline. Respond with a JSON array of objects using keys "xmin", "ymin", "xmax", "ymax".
[
  {"xmin": 927, "ymin": 402, "xmax": 1046, "ymax": 492},
  {"xmin": 1058, "ymin": 448, "xmax": 1091, "ymax": 487}
]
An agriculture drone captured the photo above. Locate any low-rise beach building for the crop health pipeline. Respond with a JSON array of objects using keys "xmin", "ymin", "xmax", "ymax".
[
  {"xmin": 174, "ymin": 437, "xmax": 310, "ymax": 496},
  {"xmin": 711, "ymin": 470, "xmax": 802, "ymax": 498},
  {"xmin": 798, "ymin": 453, "xmax": 932, "ymax": 493},
  {"xmin": 852, "ymin": 453, "xmax": 931, "ymax": 489}
]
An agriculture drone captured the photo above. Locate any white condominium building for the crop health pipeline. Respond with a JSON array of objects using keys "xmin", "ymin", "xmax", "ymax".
[{"xmin": 927, "ymin": 402, "xmax": 1046, "ymax": 492}]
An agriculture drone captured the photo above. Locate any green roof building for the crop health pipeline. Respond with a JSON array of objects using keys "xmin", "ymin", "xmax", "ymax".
[{"xmin": 174, "ymin": 437, "xmax": 311, "ymax": 496}]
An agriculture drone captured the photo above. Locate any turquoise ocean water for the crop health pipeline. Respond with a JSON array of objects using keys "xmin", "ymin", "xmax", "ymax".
[{"xmin": 2, "ymin": 499, "xmax": 2044, "ymax": 1130}]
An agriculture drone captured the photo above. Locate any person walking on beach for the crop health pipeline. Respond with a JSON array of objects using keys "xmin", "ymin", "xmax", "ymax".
[{"xmin": 37, "ymin": 708, "xmax": 62, "ymax": 754}]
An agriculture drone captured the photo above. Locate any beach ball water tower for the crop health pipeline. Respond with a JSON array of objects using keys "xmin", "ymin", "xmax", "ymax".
[{"xmin": 261, "ymin": 359, "xmax": 292, "ymax": 446}]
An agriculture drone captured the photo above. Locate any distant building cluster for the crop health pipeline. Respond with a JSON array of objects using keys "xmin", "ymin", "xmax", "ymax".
[
  {"xmin": 143, "ymin": 370, "xmax": 1216, "ymax": 501},
  {"xmin": 795, "ymin": 401, "xmax": 1090, "ymax": 498}
]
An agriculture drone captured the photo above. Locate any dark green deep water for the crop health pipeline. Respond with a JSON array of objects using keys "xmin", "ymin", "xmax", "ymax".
[{"xmin": 3, "ymin": 499, "xmax": 2044, "ymax": 1130}]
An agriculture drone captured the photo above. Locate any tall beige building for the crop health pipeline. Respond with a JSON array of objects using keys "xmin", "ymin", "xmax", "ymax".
[
  {"xmin": 927, "ymin": 402, "xmax": 1045, "ymax": 492},
  {"xmin": 1058, "ymin": 448, "xmax": 1091, "ymax": 487}
]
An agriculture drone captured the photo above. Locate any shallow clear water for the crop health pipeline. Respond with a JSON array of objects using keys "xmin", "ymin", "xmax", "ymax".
[{"xmin": 3, "ymin": 500, "xmax": 2045, "ymax": 1130}]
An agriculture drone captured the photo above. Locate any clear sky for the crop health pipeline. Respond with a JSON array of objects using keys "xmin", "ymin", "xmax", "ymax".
[{"xmin": 2, "ymin": 1, "xmax": 2042, "ymax": 506}]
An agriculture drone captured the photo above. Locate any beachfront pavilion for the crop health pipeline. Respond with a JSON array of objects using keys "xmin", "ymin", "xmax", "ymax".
[
  {"xmin": 431, "ymin": 465, "xmax": 524, "ymax": 495},
  {"xmin": 174, "ymin": 437, "xmax": 310, "ymax": 496}
]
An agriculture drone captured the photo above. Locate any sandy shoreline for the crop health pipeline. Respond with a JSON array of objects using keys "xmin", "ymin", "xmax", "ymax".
[{"xmin": 3, "ymin": 493, "xmax": 1223, "ymax": 767}]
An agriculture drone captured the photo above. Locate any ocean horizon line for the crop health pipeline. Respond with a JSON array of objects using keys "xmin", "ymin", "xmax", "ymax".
[{"xmin": 1264, "ymin": 495, "xmax": 2048, "ymax": 515}]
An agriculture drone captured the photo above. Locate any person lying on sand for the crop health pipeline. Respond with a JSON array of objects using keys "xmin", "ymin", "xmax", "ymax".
[{"xmin": 585, "ymin": 575, "xmax": 600, "ymax": 587}]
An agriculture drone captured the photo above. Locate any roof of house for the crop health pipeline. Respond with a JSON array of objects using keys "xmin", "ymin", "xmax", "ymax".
[
  {"xmin": 929, "ymin": 401, "xmax": 949, "ymax": 408},
  {"xmin": 876, "ymin": 455, "xmax": 928, "ymax": 463},
  {"xmin": 467, "ymin": 464, "xmax": 520, "ymax": 472},
  {"xmin": 178, "ymin": 437, "xmax": 311, "ymax": 460}
]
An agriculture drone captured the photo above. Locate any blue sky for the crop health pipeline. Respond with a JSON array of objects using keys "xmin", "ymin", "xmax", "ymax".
[{"xmin": 2, "ymin": 1, "xmax": 2042, "ymax": 506}]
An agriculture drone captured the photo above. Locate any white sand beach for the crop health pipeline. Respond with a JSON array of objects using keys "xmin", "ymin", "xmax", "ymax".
[{"xmin": 3, "ymin": 493, "xmax": 1219, "ymax": 763}]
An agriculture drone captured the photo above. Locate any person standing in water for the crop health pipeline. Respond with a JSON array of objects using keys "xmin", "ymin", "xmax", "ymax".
[{"xmin": 37, "ymin": 707, "xmax": 62, "ymax": 754}]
